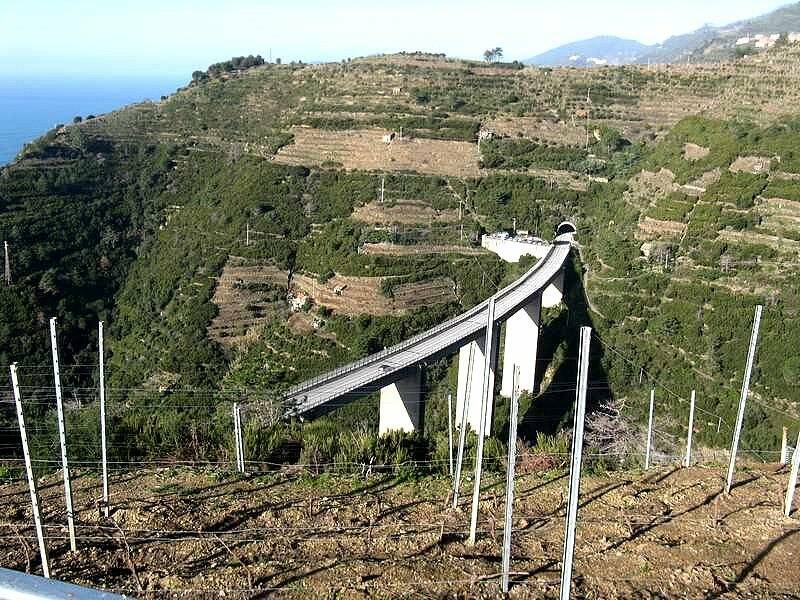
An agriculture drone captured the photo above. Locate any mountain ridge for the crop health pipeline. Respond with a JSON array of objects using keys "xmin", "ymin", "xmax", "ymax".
[{"xmin": 524, "ymin": 2, "xmax": 800, "ymax": 66}]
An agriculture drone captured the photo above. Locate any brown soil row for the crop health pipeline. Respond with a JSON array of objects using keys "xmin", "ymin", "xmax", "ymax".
[{"xmin": 0, "ymin": 465, "xmax": 796, "ymax": 598}]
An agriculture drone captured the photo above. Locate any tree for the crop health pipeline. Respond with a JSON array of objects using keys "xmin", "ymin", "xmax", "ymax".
[
  {"xmin": 483, "ymin": 49, "xmax": 494, "ymax": 62},
  {"xmin": 73, "ymin": 116, "xmax": 82, "ymax": 124},
  {"xmin": 493, "ymin": 47, "xmax": 504, "ymax": 61}
]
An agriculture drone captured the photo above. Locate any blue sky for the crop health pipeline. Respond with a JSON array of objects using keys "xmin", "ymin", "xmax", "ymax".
[{"xmin": 0, "ymin": 0, "xmax": 793, "ymax": 76}]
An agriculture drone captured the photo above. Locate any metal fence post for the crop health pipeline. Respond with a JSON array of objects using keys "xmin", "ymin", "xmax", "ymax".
[
  {"xmin": 10, "ymin": 363, "xmax": 51, "ymax": 578},
  {"xmin": 785, "ymin": 431, "xmax": 800, "ymax": 517},
  {"xmin": 447, "ymin": 393, "xmax": 454, "ymax": 476},
  {"xmin": 469, "ymin": 296, "xmax": 497, "ymax": 544},
  {"xmin": 684, "ymin": 390, "xmax": 695, "ymax": 468},
  {"xmin": 726, "ymin": 305, "xmax": 763, "ymax": 494},
  {"xmin": 781, "ymin": 427, "xmax": 788, "ymax": 466},
  {"xmin": 49, "ymin": 317, "xmax": 77, "ymax": 551},
  {"xmin": 501, "ymin": 366, "xmax": 520, "ymax": 593},
  {"xmin": 559, "ymin": 326, "xmax": 591, "ymax": 600},
  {"xmin": 645, "ymin": 388, "xmax": 654, "ymax": 470},
  {"xmin": 98, "ymin": 321, "xmax": 109, "ymax": 518},
  {"xmin": 237, "ymin": 404, "xmax": 246, "ymax": 474}
]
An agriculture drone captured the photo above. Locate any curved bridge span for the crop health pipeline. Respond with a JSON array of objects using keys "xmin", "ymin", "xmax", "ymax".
[
  {"xmin": 283, "ymin": 227, "xmax": 575, "ymax": 432},
  {"xmin": 284, "ymin": 231, "xmax": 575, "ymax": 433}
]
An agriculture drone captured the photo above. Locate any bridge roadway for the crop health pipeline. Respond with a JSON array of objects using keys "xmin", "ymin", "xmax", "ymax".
[{"xmin": 284, "ymin": 232, "xmax": 574, "ymax": 419}]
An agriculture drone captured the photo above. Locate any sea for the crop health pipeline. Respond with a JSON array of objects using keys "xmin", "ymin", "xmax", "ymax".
[{"xmin": 0, "ymin": 74, "xmax": 186, "ymax": 166}]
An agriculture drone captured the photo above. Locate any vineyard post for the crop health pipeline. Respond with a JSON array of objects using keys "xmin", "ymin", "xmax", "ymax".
[
  {"xmin": 645, "ymin": 388, "xmax": 654, "ymax": 470},
  {"xmin": 49, "ymin": 317, "xmax": 77, "ymax": 551},
  {"xmin": 10, "ymin": 363, "xmax": 51, "ymax": 577},
  {"xmin": 99, "ymin": 321, "xmax": 109, "ymax": 518},
  {"xmin": 500, "ymin": 365, "xmax": 520, "ymax": 594},
  {"xmin": 784, "ymin": 431, "xmax": 800, "ymax": 517},
  {"xmin": 726, "ymin": 305, "xmax": 763, "ymax": 494},
  {"xmin": 684, "ymin": 390, "xmax": 695, "ymax": 468},
  {"xmin": 559, "ymin": 326, "xmax": 591, "ymax": 600}
]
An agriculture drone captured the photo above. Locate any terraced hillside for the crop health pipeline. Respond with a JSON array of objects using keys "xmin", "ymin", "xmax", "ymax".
[{"xmin": 1, "ymin": 47, "xmax": 800, "ymax": 469}]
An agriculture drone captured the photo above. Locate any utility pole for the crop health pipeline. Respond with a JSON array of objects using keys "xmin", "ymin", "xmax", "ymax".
[
  {"xmin": 726, "ymin": 305, "xmax": 763, "ymax": 494},
  {"xmin": 380, "ymin": 176, "xmax": 385, "ymax": 203},
  {"xmin": 585, "ymin": 88, "xmax": 591, "ymax": 151},
  {"xmin": 3, "ymin": 241, "xmax": 10, "ymax": 286}
]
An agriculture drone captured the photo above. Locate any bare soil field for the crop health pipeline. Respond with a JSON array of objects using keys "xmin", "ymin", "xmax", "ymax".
[
  {"xmin": 1, "ymin": 465, "xmax": 797, "ymax": 598},
  {"xmin": 485, "ymin": 116, "xmax": 586, "ymax": 147},
  {"xmin": 273, "ymin": 127, "xmax": 481, "ymax": 177},
  {"xmin": 729, "ymin": 156, "xmax": 772, "ymax": 174},
  {"xmin": 683, "ymin": 143, "xmax": 711, "ymax": 161},
  {"xmin": 360, "ymin": 242, "xmax": 488, "ymax": 257},
  {"xmin": 351, "ymin": 200, "xmax": 459, "ymax": 225},
  {"xmin": 291, "ymin": 272, "xmax": 455, "ymax": 316},
  {"xmin": 637, "ymin": 216, "xmax": 687, "ymax": 239}
]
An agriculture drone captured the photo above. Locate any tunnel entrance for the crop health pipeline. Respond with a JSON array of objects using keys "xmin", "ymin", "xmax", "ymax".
[{"xmin": 556, "ymin": 221, "xmax": 577, "ymax": 236}]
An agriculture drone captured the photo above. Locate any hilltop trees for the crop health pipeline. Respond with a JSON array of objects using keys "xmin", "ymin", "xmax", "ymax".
[
  {"xmin": 483, "ymin": 47, "xmax": 504, "ymax": 62},
  {"xmin": 202, "ymin": 54, "xmax": 266, "ymax": 79}
]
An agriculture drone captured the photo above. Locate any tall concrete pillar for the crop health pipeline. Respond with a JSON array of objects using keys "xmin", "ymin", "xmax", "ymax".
[
  {"xmin": 542, "ymin": 269, "xmax": 565, "ymax": 308},
  {"xmin": 500, "ymin": 294, "xmax": 542, "ymax": 398},
  {"xmin": 456, "ymin": 334, "xmax": 499, "ymax": 436},
  {"xmin": 379, "ymin": 368, "xmax": 422, "ymax": 435}
]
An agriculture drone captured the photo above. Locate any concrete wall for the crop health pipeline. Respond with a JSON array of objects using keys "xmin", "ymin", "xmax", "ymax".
[
  {"xmin": 481, "ymin": 234, "xmax": 551, "ymax": 263},
  {"xmin": 379, "ymin": 368, "xmax": 422, "ymax": 435}
]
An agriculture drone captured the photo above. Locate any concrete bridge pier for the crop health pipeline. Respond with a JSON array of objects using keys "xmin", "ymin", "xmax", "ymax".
[
  {"xmin": 379, "ymin": 367, "xmax": 423, "ymax": 435},
  {"xmin": 456, "ymin": 334, "xmax": 499, "ymax": 436},
  {"xmin": 542, "ymin": 268, "xmax": 565, "ymax": 309},
  {"xmin": 500, "ymin": 294, "xmax": 542, "ymax": 398}
]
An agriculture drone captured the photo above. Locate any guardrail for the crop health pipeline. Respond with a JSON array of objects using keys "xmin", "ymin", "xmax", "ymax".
[{"xmin": 0, "ymin": 567, "xmax": 130, "ymax": 599}]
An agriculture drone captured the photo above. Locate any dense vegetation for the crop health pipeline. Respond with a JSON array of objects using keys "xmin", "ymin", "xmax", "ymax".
[{"xmin": 2, "ymin": 51, "xmax": 799, "ymax": 477}]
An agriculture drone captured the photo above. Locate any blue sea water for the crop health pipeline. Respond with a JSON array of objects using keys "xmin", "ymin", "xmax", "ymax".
[{"xmin": 0, "ymin": 75, "xmax": 186, "ymax": 166}]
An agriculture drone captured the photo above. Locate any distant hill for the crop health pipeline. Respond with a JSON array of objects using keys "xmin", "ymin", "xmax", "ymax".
[
  {"xmin": 639, "ymin": 2, "xmax": 800, "ymax": 63},
  {"xmin": 525, "ymin": 2, "xmax": 800, "ymax": 66},
  {"xmin": 524, "ymin": 35, "xmax": 652, "ymax": 67}
]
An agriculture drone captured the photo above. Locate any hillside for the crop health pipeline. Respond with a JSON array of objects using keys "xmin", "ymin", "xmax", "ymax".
[
  {"xmin": 1, "ymin": 47, "xmax": 800, "ymax": 471},
  {"xmin": 524, "ymin": 36, "xmax": 651, "ymax": 67}
]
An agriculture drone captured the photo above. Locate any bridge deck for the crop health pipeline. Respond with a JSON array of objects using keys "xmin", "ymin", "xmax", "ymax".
[{"xmin": 284, "ymin": 233, "xmax": 574, "ymax": 417}]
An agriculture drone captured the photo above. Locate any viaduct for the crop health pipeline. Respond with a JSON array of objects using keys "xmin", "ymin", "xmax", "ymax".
[{"xmin": 283, "ymin": 223, "xmax": 577, "ymax": 436}]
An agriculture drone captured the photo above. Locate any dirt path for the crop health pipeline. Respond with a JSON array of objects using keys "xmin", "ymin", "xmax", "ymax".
[{"xmin": 0, "ymin": 465, "xmax": 797, "ymax": 598}]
